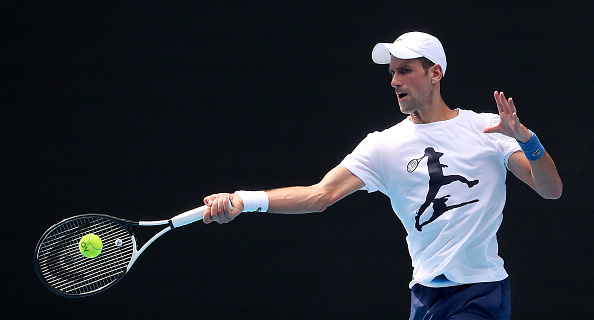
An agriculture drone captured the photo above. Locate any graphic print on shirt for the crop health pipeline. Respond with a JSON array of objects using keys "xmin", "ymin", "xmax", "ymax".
[{"xmin": 412, "ymin": 147, "xmax": 480, "ymax": 231}]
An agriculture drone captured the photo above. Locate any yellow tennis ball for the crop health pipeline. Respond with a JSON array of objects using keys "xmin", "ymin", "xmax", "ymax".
[{"xmin": 79, "ymin": 233, "xmax": 103, "ymax": 258}]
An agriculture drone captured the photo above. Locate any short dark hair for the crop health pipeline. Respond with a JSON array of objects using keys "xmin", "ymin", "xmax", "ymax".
[{"xmin": 417, "ymin": 57, "xmax": 435, "ymax": 74}]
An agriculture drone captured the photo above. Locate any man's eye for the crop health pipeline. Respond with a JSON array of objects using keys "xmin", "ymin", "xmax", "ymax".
[{"xmin": 389, "ymin": 70, "xmax": 395, "ymax": 76}]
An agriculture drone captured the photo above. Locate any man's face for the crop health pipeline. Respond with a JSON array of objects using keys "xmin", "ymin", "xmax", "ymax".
[{"xmin": 388, "ymin": 56, "xmax": 434, "ymax": 115}]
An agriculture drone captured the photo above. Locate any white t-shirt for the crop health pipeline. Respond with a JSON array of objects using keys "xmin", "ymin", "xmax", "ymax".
[{"xmin": 339, "ymin": 109, "xmax": 521, "ymax": 288}]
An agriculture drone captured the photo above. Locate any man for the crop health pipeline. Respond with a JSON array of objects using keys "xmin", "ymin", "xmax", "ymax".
[{"xmin": 203, "ymin": 32, "xmax": 562, "ymax": 319}]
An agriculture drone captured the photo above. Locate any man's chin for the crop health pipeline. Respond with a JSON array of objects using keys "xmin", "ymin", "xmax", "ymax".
[{"xmin": 399, "ymin": 103, "xmax": 412, "ymax": 115}]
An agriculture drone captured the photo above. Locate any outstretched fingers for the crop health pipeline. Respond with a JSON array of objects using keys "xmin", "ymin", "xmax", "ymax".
[
  {"xmin": 488, "ymin": 91, "xmax": 531, "ymax": 141},
  {"xmin": 494, "ymin": 91, "xmax": 514, "ymax": 115},
  {"xmin": 494, "ymin": 91, "xmax": 504, "ymax": 114},
  {"xmin": 508, "ymin": 96, "xmax": 517, "ymax": 116}
]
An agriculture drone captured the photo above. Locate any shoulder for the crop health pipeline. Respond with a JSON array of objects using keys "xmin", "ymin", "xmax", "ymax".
[
  {"xmin": 351, "ymin": 118, "xmax": 411, "ymax": 152},
  {"xmin": 378, "ymin": 117, "xmax": 413, "ymax": 136},
  {"xmin": 458, "ymin": 109, "xmax": 500, "ymax": 128},
  {"xmin": 465, "ymin": 109, "xmax": 499, "ymax": 124}
]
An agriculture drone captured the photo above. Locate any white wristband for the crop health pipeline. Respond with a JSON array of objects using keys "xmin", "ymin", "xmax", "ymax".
[{"xmin": 235, "ymin": 191, "xmax": 269, "ymax": 213}]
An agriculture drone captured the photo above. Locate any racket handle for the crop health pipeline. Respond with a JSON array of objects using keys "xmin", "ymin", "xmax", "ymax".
[
  {"xmin": 170, "ymin": 206, "xmax": 207, "ymax": 228},
  {"xmin": 170, "ymin": 197, "xmax": 234, "ymax": 228}
]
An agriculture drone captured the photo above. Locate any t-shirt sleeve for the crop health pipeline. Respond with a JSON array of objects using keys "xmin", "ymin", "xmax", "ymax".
[
  {"xmin": 483, "ymin": 114, "xmax": 522, "ymax": 168},
  {"xmin": 338, "ymin": 132, "xmax": 386, "ymax": 193}
]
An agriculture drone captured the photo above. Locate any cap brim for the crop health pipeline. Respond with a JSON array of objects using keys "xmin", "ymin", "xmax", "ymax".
[{"xmin": 372, "ymin": 43, "xmax": 423, "ymax": 64}]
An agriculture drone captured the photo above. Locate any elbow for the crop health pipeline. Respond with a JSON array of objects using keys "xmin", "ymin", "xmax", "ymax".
[
  {"xmin": 309, "ymin": 195, "xmax": 333, "ymax": 213},
  {"xmin": 543, "ymin": 193, "xmax": 562, "ymax": 200},
  {"xmin": 308, "ymin": 185, "xmax": 338, "ymax": 213},
  {"xmin": 548, "ymin": 186, "xmax": 563, "ymax": 200},
  {"xmin": 311, "ymin": 203, "xmax": 330, "ymax": 213},
  {"xmin": 542, "ymin": 182, "xmax": 563, "ymax": 200}
]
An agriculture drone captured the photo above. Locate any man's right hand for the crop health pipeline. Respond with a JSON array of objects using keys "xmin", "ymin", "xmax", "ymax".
[{"xmin": 203, "ymin": 193, "xmax": 243, "ymax": 224}]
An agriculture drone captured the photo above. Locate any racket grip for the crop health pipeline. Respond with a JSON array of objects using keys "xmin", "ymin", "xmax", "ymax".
[
  {"xmin": 170, "ymin": 206, "xmax": 207, "ymax": 228},
  {"xmin": 170, "ymin": 197, "xmax": 233, "ymax": 228}
]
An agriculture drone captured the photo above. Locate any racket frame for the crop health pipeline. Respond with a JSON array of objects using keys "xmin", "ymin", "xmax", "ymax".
[
  {"xmin": 34, "ymin": 214, "xmax": 138, "ymax": 297},
  {"xmin": 34, "ymin": 205, "xmax": 210, "ymax": 297},
  {"xmin": 407, "ymin": 155, "xmax": 426, "ymax": 173}
]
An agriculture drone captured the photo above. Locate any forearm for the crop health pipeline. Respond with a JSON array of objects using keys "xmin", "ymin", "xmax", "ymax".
[
  {"xmin": 265, "ymin": 185, "xmax": 332, "ymax": 214},
  {"xmin": 508, "ymin": 149, "xmax": 563, "ymax": 200},
  {"xmin": 526, "ymin": 152, "xmax": 563, "ymax": 199},
  {"xmin": 516, "ymin": 129, "xmax": 563, "ymax": 199}
]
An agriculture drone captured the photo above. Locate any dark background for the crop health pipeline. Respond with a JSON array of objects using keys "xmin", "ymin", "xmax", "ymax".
[{"xmin": 5, "ymin": 1, "xmax": 593, "ymax": 319}]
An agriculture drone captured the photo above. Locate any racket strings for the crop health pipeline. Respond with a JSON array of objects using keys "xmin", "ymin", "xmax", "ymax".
[
  {"xmin": 407, "ymin": 159, "xmax": 421, "ymax": 173},
  {"xmin": 407, "ymin": 155, "xmax": 426, "ymax": 173},
  {"xmin": 36, "ymin": 216, "xmax": 134, "ymax": 296}
]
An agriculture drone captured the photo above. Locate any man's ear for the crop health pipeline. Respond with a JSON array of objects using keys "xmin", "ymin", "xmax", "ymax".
[{"xmin": 431, "ymin": 64, "xmax": 444, "ymax": 83}]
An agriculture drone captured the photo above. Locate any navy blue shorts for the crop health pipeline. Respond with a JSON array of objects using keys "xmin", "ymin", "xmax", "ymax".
[{"xmin": 410, "ymin": 277, "xmax": 511, "ymax": 320}]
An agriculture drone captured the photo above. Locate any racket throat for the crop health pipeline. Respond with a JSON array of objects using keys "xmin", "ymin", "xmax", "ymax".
[{"xmin": 127, "ymin": 226, "xmax": 172, "ymax": 271}]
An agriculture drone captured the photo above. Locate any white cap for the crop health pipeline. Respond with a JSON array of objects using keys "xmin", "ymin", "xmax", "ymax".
[{"xmin": 372, "ymin": 31, "xmax": 447, "ymax": 76}]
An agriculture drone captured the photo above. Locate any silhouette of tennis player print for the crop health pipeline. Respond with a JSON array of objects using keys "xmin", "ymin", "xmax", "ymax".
[{"xmin": 414, "ymin": 147, "xmax": 480, "ymax": 231}]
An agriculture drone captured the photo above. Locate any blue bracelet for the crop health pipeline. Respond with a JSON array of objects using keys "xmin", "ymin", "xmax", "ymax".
[{"xmin": 518, "ymin": 130, "xmax": 545, "ymax": 161}]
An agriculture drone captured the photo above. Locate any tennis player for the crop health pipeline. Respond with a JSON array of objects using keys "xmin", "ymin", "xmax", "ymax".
[{"xmin": 203, "ymin": 31, "xmax": 562, "ymax": 319}]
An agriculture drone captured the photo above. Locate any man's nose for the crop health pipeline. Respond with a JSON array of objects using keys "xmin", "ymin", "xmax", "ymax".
[{"xmin": 391, "ymin": 73, "xmax": 401, "ymax": 88}]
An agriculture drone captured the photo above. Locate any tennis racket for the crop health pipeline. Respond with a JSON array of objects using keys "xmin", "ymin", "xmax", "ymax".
[
  {"xmin": 34, "ymin": 200, "xmax": 231, "ymax": 297},
  {"xmin": 406, "ymin": 155, "xmax": 426, "ymax": 173}
]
